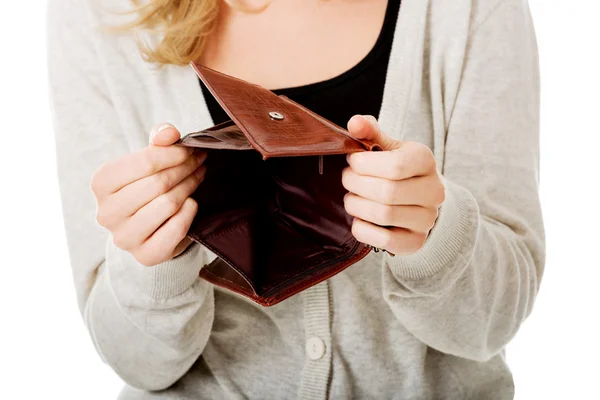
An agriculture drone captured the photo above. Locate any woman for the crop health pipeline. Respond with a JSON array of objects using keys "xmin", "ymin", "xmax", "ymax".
[{"xmin": 48, "ymin": 0, "xmax": 545, "ymax": 398}]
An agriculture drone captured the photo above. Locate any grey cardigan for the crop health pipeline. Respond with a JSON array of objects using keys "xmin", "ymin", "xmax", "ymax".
[{"xmin": 48, "ymin": 0, "xmax": 544, "ymax": 398}]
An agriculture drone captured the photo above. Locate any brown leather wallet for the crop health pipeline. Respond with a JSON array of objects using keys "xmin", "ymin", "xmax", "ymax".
[{"xmin": 178, "ymin": 63, "xmax": 384, "ymax": 306}]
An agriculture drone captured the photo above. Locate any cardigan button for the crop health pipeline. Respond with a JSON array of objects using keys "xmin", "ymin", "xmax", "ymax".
[{"xmin": 306, "ymin": 336, "xmax": 326, "ymax": 360}]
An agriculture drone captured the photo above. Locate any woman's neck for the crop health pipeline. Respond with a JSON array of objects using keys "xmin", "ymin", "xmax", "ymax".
[{"xmin": 199, "ymin": 0, "xmax": 388, "ymax": 90}]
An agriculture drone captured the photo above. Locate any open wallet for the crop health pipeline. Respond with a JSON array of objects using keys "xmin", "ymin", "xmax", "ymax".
[{"xmin": 177, "ymin": 62, "xmax": 387, "ymax": 306}]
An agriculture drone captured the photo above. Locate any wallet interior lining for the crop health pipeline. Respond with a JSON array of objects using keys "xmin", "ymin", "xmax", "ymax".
[{"xmin": 189, "ymin": 148, "xmax": 360, "ymax": 297}]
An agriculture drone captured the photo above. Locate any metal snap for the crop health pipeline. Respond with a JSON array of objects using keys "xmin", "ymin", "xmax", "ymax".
[{"xmin": 269, "ymin": 111, "xmax": 284, "ymax": 121}]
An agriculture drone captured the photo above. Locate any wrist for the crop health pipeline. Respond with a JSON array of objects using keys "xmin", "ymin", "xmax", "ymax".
[
  {"xmin": 386, "ymin": 177, "xmax": 479, "ymax": 280},
  {"xmin": 106, "ymin": 237, "xmax": 204, "ymax": 300}
]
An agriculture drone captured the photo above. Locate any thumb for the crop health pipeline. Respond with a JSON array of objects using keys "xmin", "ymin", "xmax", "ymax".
[
  {"xmin": 149, "ymin": 123, "xmax": 181, "ymax": 146},
  {"xmin": 347, "ymin": 115, "xmax": 402, "ymax": 151}
]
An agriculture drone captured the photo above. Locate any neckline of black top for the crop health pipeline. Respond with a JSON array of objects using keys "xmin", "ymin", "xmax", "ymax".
[{"xmin": 271, "ymin": 0, "xmax": 401, "ymax": 96}]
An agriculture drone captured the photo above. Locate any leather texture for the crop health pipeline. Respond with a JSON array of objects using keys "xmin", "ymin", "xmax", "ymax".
[{"xmin": 178, "ymin": 63, "xmax": 381, "ymax": 306}]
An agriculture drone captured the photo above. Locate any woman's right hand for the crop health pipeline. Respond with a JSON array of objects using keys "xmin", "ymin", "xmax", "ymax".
[{"xmin": 91, "ymin": 123, "xmax": 207, "ymax": 266}]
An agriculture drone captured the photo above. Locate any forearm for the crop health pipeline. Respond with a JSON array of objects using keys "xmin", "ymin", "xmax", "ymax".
[
  {"xmin": 48, "ymin": 0, "xmax": 216, "ymax": 388},
  {"xmin": 380, "ymin": 0, "xmax": 544, "ymax": 361},
  {"xmin": 85, "ymin": 242, "xmax": 214, "ymax": 390},
  {"xmin": 383, "ymin": 179, "xmax": 544, "ymax": 361}
]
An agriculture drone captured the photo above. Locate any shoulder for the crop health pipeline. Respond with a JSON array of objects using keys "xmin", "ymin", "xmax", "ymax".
[
  {"xmin": 47, "ymin": 0, "xmax": 143, "ymax": 68},
  {"xmin": 47, "ymin": 0, "xmax": 136, "ymax": 29},
  {"xmin": 469, "ymin": 0, "xmax": 528, "ymax": 27},
  {"xmin": 424, "ymin": 0, "xmax": 531, "ymax": 34}
]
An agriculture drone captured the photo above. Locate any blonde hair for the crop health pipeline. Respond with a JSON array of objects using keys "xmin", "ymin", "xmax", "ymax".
[
  {"xmin": 124, "ymin": 0, "xmax": 219, "ymax": 65},
  {"xmin": 126, "ymin": 0, "xmax": 270, "ymax": 66}
]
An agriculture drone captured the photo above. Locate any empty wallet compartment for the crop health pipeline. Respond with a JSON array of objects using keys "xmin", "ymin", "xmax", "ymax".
[{"xmin": 186, "ymin": 147, "xmax": 368, "ymax": 306}]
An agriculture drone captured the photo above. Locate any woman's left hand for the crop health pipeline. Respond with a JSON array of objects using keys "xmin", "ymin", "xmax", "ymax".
[{"xmin": 342, "ymin": 115, "xmax": 446, "ymax": 256}]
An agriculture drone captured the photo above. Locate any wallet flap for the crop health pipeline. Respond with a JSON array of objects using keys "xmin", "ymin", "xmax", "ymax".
[{"xmin": 191, "ymin": 63, "xmax": 381, "ymax": 159}]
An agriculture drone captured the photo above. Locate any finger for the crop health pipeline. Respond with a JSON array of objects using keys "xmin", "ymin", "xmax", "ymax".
[
  {"xmin": 111, "ymin": 168, "xmax": 205, "ymax": 250},
  {"xmin": 134, "ymin": 198, "xmax": 199, "ymax": 266},
  {"xmin": 344, "ymin": 193, "xmax": 437, "ymax": 232},
  {"xmin": 347, "ymin": 115, "xmax": 401, "ymax": 151},
  {"xmin": 98, "ymin": 152, "xmax": 207, "ymax": 227},
  {"xmin": 351, "ymin": 218, "xmax": 427, "ymax": 256},
  {"xmin": 172, "ymin": 237, "xmax": 195, "ymax": 258},
  {"xmin": 346, "ymin": 142, "xmax": 436, "ymax": 180},
  {"xmin": 149, "ymin": 122, "xmax": 182, "ymax": 146},
  {"xmin": 93, "ymin": 144, "xmax": 195, "ymax": 197},
  {"xmin": 342, "ymin": 168, "xmax": 444, "ymax": 206}
]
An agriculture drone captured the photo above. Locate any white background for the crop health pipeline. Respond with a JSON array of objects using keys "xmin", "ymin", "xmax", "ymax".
[{"xmin": 0, "ymin": 1, "xmax": 598, "ymax": 399}]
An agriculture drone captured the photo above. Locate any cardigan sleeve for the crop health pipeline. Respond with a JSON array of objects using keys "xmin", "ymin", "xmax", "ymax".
[
  {"xmin": 382, "ymin": 0, "xmax": 545, "ymax": 362},
  {"xmin": 47, "ymin": 0, "xmax": 214, "ymax": 389}
]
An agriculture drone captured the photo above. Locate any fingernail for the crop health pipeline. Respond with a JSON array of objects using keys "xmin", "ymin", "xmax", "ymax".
[
  {"xmin": 149, "ymin": 123, "xmax": 174, "ymax": 144},
  {"xmin": 157, "ymin": 123, "xmax": 174, "ymax": 132},
  {"xmin": 360, "ymin": 115, "xmax": 373, "ymax": 127}
]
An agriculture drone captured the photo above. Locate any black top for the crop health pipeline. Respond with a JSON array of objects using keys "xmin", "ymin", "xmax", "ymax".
[{"xmin": 201, "ymin": 0, "xmax": 400, "ymax": 129}]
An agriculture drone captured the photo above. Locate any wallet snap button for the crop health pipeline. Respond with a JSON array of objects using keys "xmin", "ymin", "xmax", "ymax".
[
  {"xmin": 306, "ymin": 336, "xmax": 326, "ymax": 360},
  {"xmin": 269, "ymin": 111, "xmax": 284, "ymax": 120}
]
